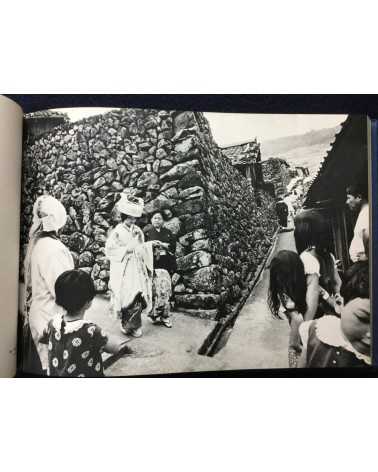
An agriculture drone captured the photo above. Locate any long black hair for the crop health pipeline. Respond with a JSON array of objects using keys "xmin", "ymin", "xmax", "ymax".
[
  {"xmin": 294, "ymin": 209, "xmax": 336, "ymax": 294},
  {"xmin": 268, "ymin": 250, "xmax": 307, "ymax": 318}
]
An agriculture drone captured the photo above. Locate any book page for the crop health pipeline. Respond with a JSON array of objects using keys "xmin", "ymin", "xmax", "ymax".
[
  {"xmin": 0, "ymin": 96, "xmax": 23, "ymax": 377},
  {"xmin": 20, "ymin": 107, "xmax": 371, "ymax": 376}
]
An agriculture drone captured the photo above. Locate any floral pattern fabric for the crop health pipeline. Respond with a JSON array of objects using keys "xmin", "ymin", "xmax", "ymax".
[
  {"xmin": 151, "ymin": 269, "xmax": 172, "ymax": 319},
  {"xmin": 42, "ymin": 316, "xmax": 108, "ymax": 377}
]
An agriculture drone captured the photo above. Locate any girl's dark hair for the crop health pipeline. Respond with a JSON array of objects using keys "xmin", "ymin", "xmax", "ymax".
[
  {"xmin": 294, "ymin": 209, "xmax": 336, "ymax": 294},
  {"xmin": 268, "ymin": 250, "xmax": 307, "ymax": 318},
  {"xmin": 341, "ymin": 261, "xmax": 369, "ymax": 304},
  {"xmin": 55, "ymin": 270, "xmax": 95, "ymax": 313}
]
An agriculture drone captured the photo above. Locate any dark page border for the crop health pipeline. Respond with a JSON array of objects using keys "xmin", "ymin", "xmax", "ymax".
[{"xmin": 10, "ymin": 94, "xmax": 378, "ymax": 378}]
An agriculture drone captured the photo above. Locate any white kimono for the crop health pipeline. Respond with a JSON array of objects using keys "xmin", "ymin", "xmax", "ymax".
[
  {"xmin": 29, "ymin": 237, "xmax": 74, "ymax": 370},
  {"xmin": 105, "ymin": 223, "xmax": 154, "ymax": 317}
]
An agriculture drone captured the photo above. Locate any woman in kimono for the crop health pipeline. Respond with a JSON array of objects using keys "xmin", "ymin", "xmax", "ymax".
[
  {"xmin": 105, "ymin": 194, "xmax": 162, "ymax": 338},
  {"xmin": 23, "ymin": 195, "xmax": 74, "ymax": 374},
  {"xmin": 145, "ymin": 211, "xmax": 177, "ymax": 328}
]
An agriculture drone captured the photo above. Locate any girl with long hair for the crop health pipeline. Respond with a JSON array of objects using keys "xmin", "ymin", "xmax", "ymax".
[
  {"xmin": 268, "ymin": 250, "xmax": 307, "ymax": 367},
  {"xmin": 294, "ymin": 210, "xmax": 342, "ymax": 321}
]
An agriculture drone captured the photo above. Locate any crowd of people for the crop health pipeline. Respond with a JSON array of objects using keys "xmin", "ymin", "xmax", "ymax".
[
  {"xmin": 21, "ymin": 180, "xmax": 370, "ymax": 376},
  {"xmin": 22, "ymin": 192, "xmax": 177, "ymax": 377},
  {"xmin": 268, "ymin": 182, "xmax": 371, "ymax": 368}
]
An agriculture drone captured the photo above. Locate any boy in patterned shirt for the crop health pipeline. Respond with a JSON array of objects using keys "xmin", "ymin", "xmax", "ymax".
[{"xmin": 41, "ymin": 270, "xmax": 129, "ymax": 377}]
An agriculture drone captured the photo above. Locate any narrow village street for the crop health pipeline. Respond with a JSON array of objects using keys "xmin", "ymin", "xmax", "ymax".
[
  {"xmin": 86, "ymin": 296, "xmax": 225, "ymax": 376},
  {"xmin": 81, "ymin": 228, "xmax": 296, "ymax": 376},
  {"xmin": 215, "ymin": 229, "xmax": 296, "ymax": 370},
  {"xmin": 19, "ymin": 226, "xmax": 296, "ymax": 376}
]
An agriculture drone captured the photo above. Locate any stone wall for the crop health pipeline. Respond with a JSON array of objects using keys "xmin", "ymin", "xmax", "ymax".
[
  {"xmin": 261, "ymin": 157, "xmax": 292, "ymax": 198},
  {"xmin": 21, "ymin": 109, "xmax": 278, "ymax": 319}
]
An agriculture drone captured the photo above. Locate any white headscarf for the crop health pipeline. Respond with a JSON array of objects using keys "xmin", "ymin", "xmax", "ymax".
[
  {"xmin": 23, "ymin": 196, "xmax": 68, "ymax": 317},
  {"xmin": 29, "ymin": 195, "xmax": 67, "ymax": 238},
  {"xmin": 116, "ymin": 193, "xmax": 144, "ymax": 217}
]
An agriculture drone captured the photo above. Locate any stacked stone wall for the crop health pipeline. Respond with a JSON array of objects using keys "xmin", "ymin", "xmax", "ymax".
[
  {"xmin": 261, "ymin": 158, "xmax": 292, "ymax": 198},
  {"xmin": 21, "ymin": 109, "xmax": 278, "ymax": 319}
]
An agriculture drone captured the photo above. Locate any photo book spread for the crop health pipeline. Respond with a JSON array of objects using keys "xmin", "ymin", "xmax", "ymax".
[{"xmin": 0, "ymin": 95, "xmax": 373, "ymax": 377}]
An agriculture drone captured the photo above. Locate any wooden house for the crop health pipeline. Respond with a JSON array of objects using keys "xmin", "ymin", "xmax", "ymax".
[{"xmin": 304, "ymin": 115, "xmax": 369, "ymax": 271}]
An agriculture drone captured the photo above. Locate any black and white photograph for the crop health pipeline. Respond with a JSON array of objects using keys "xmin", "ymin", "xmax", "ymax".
[{"xmin": 18, "ymin": 107, "xmax": 371, "ymax": 377}]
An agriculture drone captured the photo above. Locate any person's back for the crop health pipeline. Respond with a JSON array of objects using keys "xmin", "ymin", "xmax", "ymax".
[
  {"xmin": 45, "ymin": 315, "xmax": 108, "ymax": 377},
  {"xmin": 294, "ymin": 210, "xmax": 342, "ymax": 320},
  {"xmin": 41, "ymin": 269, "xmax": 129, "ymax": 377},
  {"xmin": 30, "ymin": 236, "xmax": 73, "ymax": 316}
]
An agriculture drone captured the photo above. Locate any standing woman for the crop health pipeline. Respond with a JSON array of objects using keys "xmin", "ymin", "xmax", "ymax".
[
  {"xmin": 105, "ymin": 194, "xmax": 157, "ymax": 338},
  {"xmin": 145, "ymin": 211, "xmax": 177, "ymax": 328},
  {"xmin": 23, "ymin": 195, "xmax": 74, "ymax": 373},
  {"xmin": 294, "ymin": 209, "xmax": 342, "ymax": 321}
]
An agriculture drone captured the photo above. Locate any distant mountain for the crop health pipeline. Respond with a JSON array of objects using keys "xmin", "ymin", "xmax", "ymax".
[{"xmin": 261, "ymin": 126, "xmax": 342, "ymax": 175}]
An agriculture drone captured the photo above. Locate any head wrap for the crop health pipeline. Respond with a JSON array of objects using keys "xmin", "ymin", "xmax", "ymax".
[
  {"xmin": 29, "ymin": 195, "xmax": 67, "ymax": 238},
  {"xmin": 116, "ymin": 193, "xmax": 144, "ymax": 217},
  {"xmin": 23, "ymin": 196, "xmax": 68, "ymax": 318}
]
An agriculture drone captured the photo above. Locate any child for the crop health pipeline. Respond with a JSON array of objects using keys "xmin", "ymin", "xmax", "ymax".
[
  {"xmin": 298, "ymin": 261, "xmax": 371, "ymax": 368},
  {"xmin": 298, "ymin": 298, "xmax": 371, "ymax": 367},
  {"xmin": 268, "ymin": 250, "xmax": 308, "ymax": 367},
  {"xmin": 340, "ymin": 261, "xmax": 369, "ymax": 305},
  {"xmin": 41, "ymin": 270, "xmax": 129, "ymax": 377}
]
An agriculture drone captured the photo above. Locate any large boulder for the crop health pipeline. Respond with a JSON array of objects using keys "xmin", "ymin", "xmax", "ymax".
[
  {"xmin": 68, "ymin": 232, "xmax": 90, "ymax": 253},
  {"xmin": 164, "ymin": 217, "xmax": 181, "ymax": 235},
  {"xmin": 177, "ymin": 169, "xmax": 204, "ymax": 190},
  {"xmin": 182, "ymin": 265, "xmax": 222, "ymax": 293},
  {"xmin": 191, "ymin": 238, "xmax": 211, "ymax": 252},
  {"xmin": 177, "ymin": 250, "xmax": 212, "ymax": 272},
  {"xmin": 175, "ymin": 199, "xmax": 204, "ymax": 216},
  {"xmin": 174, "ymin": 293, "xmax": 222, "ymax": 310},
  {"xmin": 160, "ymin": 160, "xmax": 199, "ymax": 181},
  {"xmin": 144, "ymin": 195, "xmax": 176, "ymax": 215},
  {"xmin": 78, "ymin": 251, "xmax": 95, "ymax": 268},
  {"xmin": 179, "ymin": 213, "xmax": 207, "ymax": 234},
  {"xmin": 179, "ymin": 230, "xmax": 209, "ymax": 247},
  {"xmin": 179, "ymin": 186, "xmax": 204, "ymax": 200},
  {"xmin": 137, "ymin": 171, "xmax": 158, "ymax": 188}
]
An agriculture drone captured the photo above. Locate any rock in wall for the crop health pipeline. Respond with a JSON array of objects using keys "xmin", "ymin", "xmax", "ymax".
[
  {"xmin": 261, "ymin": 157, "xmax": 292, "ymax": 198},
  {"xmin": 175, "ymin": 116, "xmax": 278, "ymax": 317},
  {"xmin": 21, "ymin": 108, "xmax": 278, "ymax": 319}
]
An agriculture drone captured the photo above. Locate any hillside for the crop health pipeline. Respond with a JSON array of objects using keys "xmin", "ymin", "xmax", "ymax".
[{"xmin": 261, "ymin": 125, "xmax": 342, "ymax": 175}]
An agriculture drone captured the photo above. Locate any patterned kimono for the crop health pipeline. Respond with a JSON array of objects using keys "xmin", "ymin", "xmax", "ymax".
[
  {"xmin": 151, "ymin": 269, "xmax": 172, "ymax": 320},
  {"xmin": 105, "ymin": 223, "xmax": 153, "ymax": 331},
  {"xmin": 41, "ymin": 315, "xmax": 109, "ymax": 377}
]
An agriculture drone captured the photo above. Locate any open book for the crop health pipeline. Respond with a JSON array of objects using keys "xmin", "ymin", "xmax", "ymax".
[{"xmin": 0, "ymin": 95, "xmax": 373, "ymax": 377}]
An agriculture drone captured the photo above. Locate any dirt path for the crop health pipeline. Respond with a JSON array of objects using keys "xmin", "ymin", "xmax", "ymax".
[{"xmin": 214, "ymin": 230, "xmax": 296, "ymax": 370}]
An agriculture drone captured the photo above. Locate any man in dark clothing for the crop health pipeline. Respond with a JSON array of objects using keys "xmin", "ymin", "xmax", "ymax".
[{"xmin": 275, "ymin": 198, "xmax": 289, "ymax": 227}]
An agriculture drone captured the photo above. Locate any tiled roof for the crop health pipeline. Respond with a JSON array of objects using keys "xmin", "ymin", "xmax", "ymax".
[
  {"xmin": 222, "ymin": 139, "xmax": 261, "ymax": 166},
  {"xmin": 304, "ymin": 115, "xmax": 367, "ymax": 207}
]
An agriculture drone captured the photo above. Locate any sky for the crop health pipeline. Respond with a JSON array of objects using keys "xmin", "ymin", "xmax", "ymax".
[
  {"xmin": 52, "ymin": 108, "xmax": 347, "ymax": 146},
  {"xmin": 204, "ymin": 112, "xmax": 347, "ymax": 146}
]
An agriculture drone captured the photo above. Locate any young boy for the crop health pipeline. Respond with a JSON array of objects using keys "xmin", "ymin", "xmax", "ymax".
[{"xmin": 41, "ymin": 270, "xmax": 129, "ymax": 377}]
